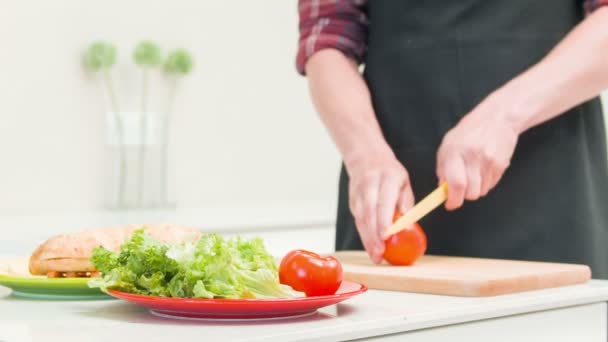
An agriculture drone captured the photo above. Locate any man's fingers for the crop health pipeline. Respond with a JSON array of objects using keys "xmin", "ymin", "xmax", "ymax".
[
  {"xmin": 480, "ymin": 169, "xmax": 493, "ymax": 197},
  {"xmin": 397, "ymin": 183, "xmax": 415, "ymax": 215},
  {"xmin": 442, "ymin": 155, "xmax": 467, "ymax": 210},
  {"xmin": 376, "ymin": 176, "xmax": 401, "ymax": 243},
  {"xmin": 489, "ymin": 165, "xmax": 505, "ymax": 191},
  {"xmin": 464, "ymin": 160, "xmax": 482, "ymax": 201},
  {"xmin": 351, "ymin": 179, "xmax": 383, "ymax": 263},
  {"xmin": 480, "ymin": 162, "xmax": 500, "ymax": 197},
  {"xmin": 354, "ymin": 217, "xmax": 384, "ymax": 264}
]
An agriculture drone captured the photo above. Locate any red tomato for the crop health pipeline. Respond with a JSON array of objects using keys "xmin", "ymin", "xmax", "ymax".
[
  {"xmin": 279, "ymin": 249, "xmax": 343, "ymax": 296},
  {"xmin": 383, "ymin": 212, "xmax": 427, "ymax": 265}
]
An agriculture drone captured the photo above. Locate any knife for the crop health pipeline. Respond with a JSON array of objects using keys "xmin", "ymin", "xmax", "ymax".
[{"xmin": 383, "ymin": 182, "xmax": 448, "ymax": 238}]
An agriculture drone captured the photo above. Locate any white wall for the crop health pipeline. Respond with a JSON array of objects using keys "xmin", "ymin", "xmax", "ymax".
[
  {"xmin": 0, "ymin": 1, "xmax": 607, "ymax": 216},
  {"xmin": 0, "ymin": 1, "xmax": 341, "ymax": 213}
]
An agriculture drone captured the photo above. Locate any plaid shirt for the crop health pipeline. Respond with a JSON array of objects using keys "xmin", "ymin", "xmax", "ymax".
[{"xmin": 296, "ymin": 0, "xmax": 608, "ymax": 75}]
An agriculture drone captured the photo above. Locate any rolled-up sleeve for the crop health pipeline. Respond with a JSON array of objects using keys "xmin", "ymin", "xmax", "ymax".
[
  {"xmin": 296, "ymin": 0, "xmax": 369, "ymax": 75},
  {"xmin": 584, "ymin": 0, "xmax": 608, "ymax": 14}
]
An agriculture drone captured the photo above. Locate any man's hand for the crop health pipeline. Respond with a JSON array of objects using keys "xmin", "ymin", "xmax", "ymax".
[
  {"xmin": 436, "ymin": 98, "xmax": 519, "ymax": 210},
  {"xmin": 346, "ymin": 149, "xmax": 415, "ymax": 264},
  {"xmin": 436, "ymin": 7, "xmax": 608, "ymax": 210}
]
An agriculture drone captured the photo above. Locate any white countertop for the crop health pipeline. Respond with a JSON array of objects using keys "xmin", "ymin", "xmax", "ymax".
[
  {"xmin": 1, "ymin": 280, "xmax": 608, "ymax": 342},
  {"xmin": 2, "ymin": 209, "xmax": 608, "ymax": 341}
]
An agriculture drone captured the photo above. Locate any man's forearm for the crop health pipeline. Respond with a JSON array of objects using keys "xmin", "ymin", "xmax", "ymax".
[
  {"xmin": 305, "ymin": 49, "xmax": 415, "ymax": 261},
  {"xmin": 492, "ymin": 8, "xmax": 608, "ymax": 134},
  {"xmin": 305, "ymin": 49, "xmax": 394, "ymax": 169}
]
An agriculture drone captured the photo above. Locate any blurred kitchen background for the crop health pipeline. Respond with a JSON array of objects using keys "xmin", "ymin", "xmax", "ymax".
[
  {"xmin": 0, "ymin": 0, "xmax": 340, "ymax": 254},
  {"xmin": 0, "ymin": 1, "xmax": 607, "ymax": 255}
]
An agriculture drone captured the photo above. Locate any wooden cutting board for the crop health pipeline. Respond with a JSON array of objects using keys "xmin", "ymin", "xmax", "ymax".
[{"xmin": 333, "ymin": 251, "xmax": 591, "ymax": 297}]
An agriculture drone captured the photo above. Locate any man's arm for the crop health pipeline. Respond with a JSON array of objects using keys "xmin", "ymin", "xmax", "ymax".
[
  {"xmin": 437, "ymin": 7, "xmax": 608, "ymax": 209},
  {"xmin": 297, "ymin": 0, "xmax": 413, "ymax": 263},
  {"xmin": 306, "ymin": 50, "xmax": 414, "ymax": 263},
  {"xmin": 503, "ymin": 7, "xmax": 608, "ymax": 133},
  {"xmin": 306, "ymin": 51, "xmax": 388, "ymax": 176}
]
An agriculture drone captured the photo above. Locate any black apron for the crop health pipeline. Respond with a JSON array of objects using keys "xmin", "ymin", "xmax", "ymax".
[{"xmin": 335, "ymin": 0, "xmax": 608, "ymax": 279}]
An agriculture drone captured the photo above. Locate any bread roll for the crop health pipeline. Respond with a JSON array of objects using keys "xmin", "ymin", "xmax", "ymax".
[{"xmin": 29, "ymin": 224, "xmax": 202, "ymax": 275}]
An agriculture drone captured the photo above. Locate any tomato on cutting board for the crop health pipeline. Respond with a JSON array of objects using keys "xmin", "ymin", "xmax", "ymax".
[
  {"xmin": 383, "ymin": 212, "xmax": 427, "ymax": 266},
  {"xmin": 279, "ymin": 250, "xmax": 343, "ymax": 296}
]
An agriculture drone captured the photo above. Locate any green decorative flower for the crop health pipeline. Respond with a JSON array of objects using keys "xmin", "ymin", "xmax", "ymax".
[
  {"xmin": 133, "ymin": 41, "xmax": 163, "ymax": 67},
  {"xmin": 164, "ymin": 49, "xmax": 194, "ymax": 75},
  {"xmin": 84, "ymin": 41, "xmax": 117, "ymax": 71}
]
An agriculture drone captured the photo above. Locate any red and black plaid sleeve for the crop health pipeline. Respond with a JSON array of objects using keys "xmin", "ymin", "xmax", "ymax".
[
  {"xmin": 296, "ymin": 0, "xmax": 608, "ymax": 76},
  {"xmin": 296, "ymin": 0, "xmax": 369, "ymax": 75},
  {"xmin": 584, "ymin": 0, "xmax": 608, "ymax": 14}
]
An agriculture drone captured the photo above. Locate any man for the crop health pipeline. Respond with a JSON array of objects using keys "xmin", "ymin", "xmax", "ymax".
[{"xmin": 297, "ymin": 0, "xmax": 608, "ymax": 278}]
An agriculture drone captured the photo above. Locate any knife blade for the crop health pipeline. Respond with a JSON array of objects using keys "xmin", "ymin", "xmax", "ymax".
[{"xmin": 383, "ymin": 182, "xmax": 448, "ymax": 238}]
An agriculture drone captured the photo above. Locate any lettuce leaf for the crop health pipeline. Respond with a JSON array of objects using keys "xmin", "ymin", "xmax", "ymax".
[{"xmin": 88, "ymin": 229, "xmax": 302, "ymax": 299}]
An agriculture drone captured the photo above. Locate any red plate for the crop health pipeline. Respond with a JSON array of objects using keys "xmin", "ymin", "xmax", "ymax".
[{"xmin": 108, "ymin": 281, "xmax": 366, "ymax": 321}]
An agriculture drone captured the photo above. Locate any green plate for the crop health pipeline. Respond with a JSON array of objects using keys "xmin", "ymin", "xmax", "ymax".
[{"xmin": 0, "ymin": 274, "xmax": 111, "ymax": 300}]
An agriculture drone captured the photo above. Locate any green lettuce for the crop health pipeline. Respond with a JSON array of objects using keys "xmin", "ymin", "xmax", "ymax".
[{"xmin": 88, "ymin": 229, "xmax": 303, "ymax": 299}]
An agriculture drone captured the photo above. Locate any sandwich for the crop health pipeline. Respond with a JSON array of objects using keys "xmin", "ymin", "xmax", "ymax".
[{"xmin": 29, "ymin": 223, "xmax": 202, "ymax": 278}]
